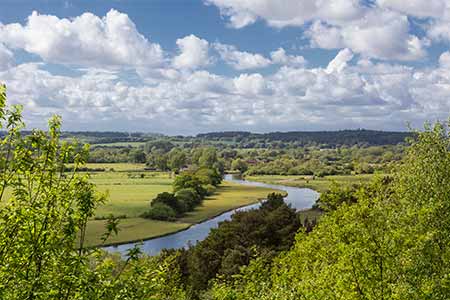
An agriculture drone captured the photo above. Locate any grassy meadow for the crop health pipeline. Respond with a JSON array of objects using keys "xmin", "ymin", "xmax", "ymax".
[
  {"xmin": 246, "ymin": 174, "xmax": 377, "ymax": 193},
  {"xmin": 90, "ymin": 171, "xmax": 173, "ymax": 218},
  {"xmin": 76, "ymin": 164, "xmax": 282, "ymax": 246}
]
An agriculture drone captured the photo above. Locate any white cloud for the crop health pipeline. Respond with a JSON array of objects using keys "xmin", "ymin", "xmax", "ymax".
[
  {"xmin": 214, "ymin": 44, "xmax": 305, "ymax": 70},
  {"xmin": 307, "ymin": 10, "xmax": 426, "ymax": 61},
  {"xmin": 205, "ymin": 0, "xmax": 363, "ymax": 28},
  {"xmin": 377, "ymin": 0, "xmax": 446, "ymax": 18},
  {"xmin": 0, "ymin": 10, "xmax": 164, "ymax": 68},
  {"xmin": 214, "ymin": 43, "xmax": 271, "ymax": 70},
  {"xmin": 172, "ymin": 34, "xmax": 210, "ymax": 69},
  {"xmin": 233, "ymin": 73, "xmax": 269, "ymax": 95},
  {"xmin": 270, "ymin": 48, "xmax": 306, "ymax": 67},
  {"xmin": 306, "ymin": 21, "xmax": 344, "ymax": 49},
  {"xmin": 0, "ymin": 8, "xmax": 447, "ymax": 133},
  {"xmin": 1, "ymin": 56, "xmax": 449, "ymax": 133},
  {"xmin": 439, "ymin": 51, "xmax": 450, "ymax": 69},
  {"xmin": 207, "ymin": 0, "xmax": 427, "ymax": 61},
  {"xmin": 326, "ymin": 48, "xmax": 353, "ymax": 73},
  {"xmin": 0, "ymin": 44, "xmax": 14, "ymax": 71}
]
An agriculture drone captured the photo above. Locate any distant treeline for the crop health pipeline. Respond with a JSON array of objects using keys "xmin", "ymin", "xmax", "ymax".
[
  {"xmin": 197, "ymin": 129, "xmax": 414, "ymax": 146},
  {"xmin": 0, "ymin": 129, "xmax": 414, "ymax": 147}
]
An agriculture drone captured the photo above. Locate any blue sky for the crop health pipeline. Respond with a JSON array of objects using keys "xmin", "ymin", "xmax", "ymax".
[{"xmin": 0, "ymin": 0, "xmax": 449, "ymax": 134}]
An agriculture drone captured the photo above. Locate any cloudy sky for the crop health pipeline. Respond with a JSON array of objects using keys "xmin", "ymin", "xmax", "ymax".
[{"xmin": 0, "ymin": 0, "xmax": 449, "ymax": 134}]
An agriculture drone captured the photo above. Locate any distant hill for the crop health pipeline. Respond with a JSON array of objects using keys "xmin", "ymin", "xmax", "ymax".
[
  {"xmin": 196, "ymin": 129, "xmax": 414, "ymax": 146},
  {"xmin": 1, "ymin": 129, "xmax": 414, "ymax": 147}
]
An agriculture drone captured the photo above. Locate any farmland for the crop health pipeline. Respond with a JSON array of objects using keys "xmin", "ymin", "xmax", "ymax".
[
  {"xmin": 80, "ymin": 165, "xmax": 281, "ymax": 246},
  {"xmin": 246, "ymin": 173, "xmax": 377, "ymax": 193}
]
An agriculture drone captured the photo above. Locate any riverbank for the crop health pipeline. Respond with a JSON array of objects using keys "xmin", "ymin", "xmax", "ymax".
[{"xmin": 84, "ymin": 181, "xmax": 282, "ymax": 247}]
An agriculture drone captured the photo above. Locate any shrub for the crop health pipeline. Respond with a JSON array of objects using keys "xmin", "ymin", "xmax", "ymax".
[
  {"xmin": 151, "ymin": 192, "xmax": 186, "ymax": 214},
  {"xmin": 204, "ymin": 184, "xmax": 216, "ymax": 196},
  {"xmin": 176, "ymin": 188, "xmax": 202, "ymax": 211},
  {"xmin": 141, "ymin": 203, "xmax": 177, "ymax": 221}
]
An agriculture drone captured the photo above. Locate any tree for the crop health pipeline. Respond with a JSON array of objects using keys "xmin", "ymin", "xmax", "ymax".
[
  {"xmin": 129, "ymin": 148, "xmax": 146, "ymax": 163},
  {"xmin": 231, "ymin": 159, "xmax": 248, "ymax": 174},
  {"xmin": 211, "ymin": 120, "xmax": 450, "ymax": 300},
  {"xmin": 151, "ymin": 192, "xmax": 186, "ymax": 214},
  {"xmin": 198, "ymin": 147, "xmax": 218, "ymax": 169},
  {"xmin": 168, "ymin": 148, "xmax": 187, "ymax": 171},
  {"xmin": 0, "ymin": 85, "xmax": 188, "ymax": 299}
]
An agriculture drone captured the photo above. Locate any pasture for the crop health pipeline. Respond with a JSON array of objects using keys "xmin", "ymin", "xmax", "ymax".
[
  {"xmin": 246, "ymin": 174, "xmax": 378, "ymax": 193},
  {"xmin": 81, "ymin": 167, "xmax": 281, "ymax": 246}
]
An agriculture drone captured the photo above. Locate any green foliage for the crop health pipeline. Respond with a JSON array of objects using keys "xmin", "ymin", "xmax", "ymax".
[
  {"xmin": 151, "ymin": 192, "xmax": 186, "ymax": 215},
  {"xmin": 173, "ymin": 172, "xmax": 207, "ymax": 197},
  {"xmin": 176, "ymin": 188, "xmax": 202, "ymax": 211},
  {"xmin": 315, "ymin": 181, "xmax": 359, "ymax": 211},
  {"xmin": 180, "ymin": 194, "xmax": 301, "ymax": 295},
  {"xmin": 168, "ymin": 147, "xmax": 187, "ymax": 171},
  {"xmin": 231, "ymin": 158, "xmax": 248, "ymax": 174},
  {"xmin": 210, "ymin": 120, "xmax": 450, "ymax": 300},
  {"xmin": 0, "ymin": 86, "xmax": 187, "ymax": 299},
  {"xmin": 195, "ymin": 167, "xmax": 222, "ymax": 186},
  {"xmin": 204, "ymin": 184, "xmax": 217, "ymax": 196},
  {"xmin": 141, "ymin": 203, "xmax": 177, "ymax": 221}
]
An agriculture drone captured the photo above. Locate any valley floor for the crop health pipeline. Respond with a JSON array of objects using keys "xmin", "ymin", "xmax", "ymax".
[{"xmin": 83, "ymin": 166, "xmax": 281, "ymax": 247}]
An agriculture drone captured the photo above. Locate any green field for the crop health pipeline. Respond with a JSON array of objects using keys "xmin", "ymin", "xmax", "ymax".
[
  {"xmin": 90, "ymin": 171, "xmax": 173, "ymax": 218},
  {"xmin": 246, "ymin": 174, "xmax": 377, "ymax": 193},
  {"xmin": 85, "ymin": 180, "xmax": 281, "ymax": 247},
  {"xmin": 80, "ymin": 163, "xmax": 147, "ymax": 171},
  {"xmin": 91, "ymin": 142, "xmax": 146, "ymax": 148}
]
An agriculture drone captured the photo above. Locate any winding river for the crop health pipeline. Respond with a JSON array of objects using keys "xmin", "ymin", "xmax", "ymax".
[{"xmin": 104, "ymin": 174, "xmax": 319, "ymax": 256}]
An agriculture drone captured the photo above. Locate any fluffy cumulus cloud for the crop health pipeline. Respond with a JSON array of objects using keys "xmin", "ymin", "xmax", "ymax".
[
  {"xmin": 214, "ymin": 43, "xmax": 271, "ymax": 70},
  {"xmin": 233, "ymin": 73, "xmax": 269, "ymax": 95},
  {"xmin": 204, "ymin": 0, "xmax": 363, "ymax": 29},
  {"xmin": 1, "ymin": 48, "xmax": 449, "ymax": 133},
  {"xmin": 213, "ymin": 44, "xmax": 305, "ymax": 70},
  {"xmin": 172, "ymin": 35, "xmax": 210, "ymax": 69},
  {"xmin": 0, "ymin": 10, "xmax": 164, "ymax": 68},
  {"xmin": 0, "ymin": 8, "xmax": 449, "ymax": 133},
  {"xmin": 270, "ymin": 48, "xmax": 306, "ymax": 67},
  {"xmin": 306, "ymin": 9, "xmax": 426, "ymax": 61},
  {"xmin": 376, "ymin": 0, "xmax": 446, "ymax": 18},
  {"xmin": 207, "ymin": 0, "xmax": 432, "ymax": 61}
]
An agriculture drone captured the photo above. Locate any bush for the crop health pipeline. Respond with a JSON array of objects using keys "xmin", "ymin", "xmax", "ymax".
[
  {"xmin": 151, "ymin": 192, "xmax": 186, "ymax": 215},
  {"xmin": 204, "ymin": 184, "xmax": 216, "ymax": 196},
  {"xmin": 173, "ymin": 173, "xmax": 207, "ymax": 197},
  {"xmin": 141, "ymin": 203, "xmax": 177, "ymax": 221},
  {"xmin": 176, "ymin": 188, "xmax": 202, "ymax": 211}
]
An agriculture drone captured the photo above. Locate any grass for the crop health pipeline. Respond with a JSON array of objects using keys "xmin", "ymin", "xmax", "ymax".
[
  {"xmin": 245, "ymin": 174, "xmax": 378, "ymax": 193},
  {"xmin": 178, "ymin": 181, "xmax": 285, "ymax": 223},
  {"xmin": 83, "ymin": 218, "xmax": 190, "ymax": 247},
  {"xmin": 91, "ymin": 142, "xmax": 146, "ymax": 148},
  {"xmin": 90, "ymin": 172, "xmax": 173, "ymax": 218},
  {"xmin": 83, "ymin": 163, "xmax": 147, "ymax": 171},
  {"xmin": 83, "ymin": 176, "xmax": 281, "ymax": 247}
]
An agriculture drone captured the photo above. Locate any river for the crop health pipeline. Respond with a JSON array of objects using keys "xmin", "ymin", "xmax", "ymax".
[{"xmin": 104, "ymin": 174, "xmax": 319, "ymax": 256}]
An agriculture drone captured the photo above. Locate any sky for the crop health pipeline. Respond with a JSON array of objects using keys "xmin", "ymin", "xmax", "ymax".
[{"xmin": 0, "ymin": 0, "xmax": 449, "ymax": 134}]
